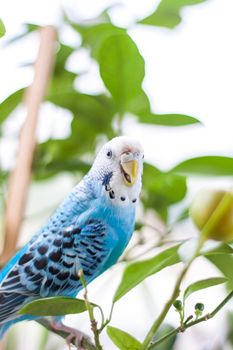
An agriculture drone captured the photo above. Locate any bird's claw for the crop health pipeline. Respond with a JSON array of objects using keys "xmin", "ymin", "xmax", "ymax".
[
  {"xmin": 66, "ymin": 331, "xmax": 84, "ymax": 350},
  {"xmin": 51, "ymin": 321, "xmax": 85, "ymax": 350}
]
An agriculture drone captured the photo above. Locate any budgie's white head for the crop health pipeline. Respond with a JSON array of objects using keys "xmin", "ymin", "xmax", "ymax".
[{"xmin": 90, "ymin": 136, "xmax": 144, "ymax": 206}]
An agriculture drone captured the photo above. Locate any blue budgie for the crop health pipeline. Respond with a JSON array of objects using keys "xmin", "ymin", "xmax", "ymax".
[{"xmin": 0, "ymin": 136, "xmax": 143, "ymax": 346}]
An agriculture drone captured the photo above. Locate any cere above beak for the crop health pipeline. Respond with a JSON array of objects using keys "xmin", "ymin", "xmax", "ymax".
[{"xmin": 120, "ymin": 152, "xmax": 139, "ymax": 186}]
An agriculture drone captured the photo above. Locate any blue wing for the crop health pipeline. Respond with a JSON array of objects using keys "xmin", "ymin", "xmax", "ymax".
[{"xmin": 0, "ymin": 218, "xmax": 116, "ymax": 324}]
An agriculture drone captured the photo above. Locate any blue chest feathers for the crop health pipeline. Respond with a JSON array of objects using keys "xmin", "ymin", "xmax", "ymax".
[{"xmin": 85, "ymin": 195, "xmax": 136, "ymax": 271}]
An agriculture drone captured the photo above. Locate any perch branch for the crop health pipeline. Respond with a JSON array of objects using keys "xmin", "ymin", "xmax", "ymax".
[{"xmin": 37, "ymin": 319, "xmax": 96, "ymax": 350}]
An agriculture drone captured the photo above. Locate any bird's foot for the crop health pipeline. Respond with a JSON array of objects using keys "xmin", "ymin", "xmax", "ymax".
[{"xmin": 51, "ymin": 321, "xmax": 85, "ymax": 350}]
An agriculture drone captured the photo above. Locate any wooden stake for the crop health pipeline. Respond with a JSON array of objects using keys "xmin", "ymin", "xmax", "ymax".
[{"xmin": 0, "ymin": 26, "xmax": 57, "ymax": 266}]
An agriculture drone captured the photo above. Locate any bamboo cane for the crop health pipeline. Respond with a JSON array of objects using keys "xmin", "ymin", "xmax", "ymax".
[{"xmin": 0, "ymin": 26, "xmax": 57, "ymax": 267}]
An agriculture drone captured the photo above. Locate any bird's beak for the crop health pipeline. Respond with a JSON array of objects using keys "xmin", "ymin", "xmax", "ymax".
[{"xmin": 120, "ymin": 152, "xmax": 139, "ymax": 186}]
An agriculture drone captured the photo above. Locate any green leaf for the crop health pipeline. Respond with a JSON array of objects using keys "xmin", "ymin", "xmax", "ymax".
[
  {"xmin": 54, "ymin": 43, "xmax": 73, "ymax": 70},
  {"xmin": 206, "ymin": 254, "xmax": 233, "ymax": 288},
  {"xmin": 142, "ymin": 163, "xmax": 187, "ymax": 221},
  {"xmin": 139, "ymin": 0, "xmax": 208, "ymax": 29},
  {"xmin": 226, "ymin": 313, "xmax": 233, "ymax": 346},
  {"xmin": 72, "ymin": 23, "xmax": 126, "ymax": 59},
  {"xmin": 0, "ymin": 19, "xmax": 6, "ymax": 38},
  {"xmin": 172, "ymin": 156, "xmax": 233, "ymax": 176},
  {"xmin": 107, "ymin": 326, "xmax": 141, "ymax": 350},
  {"xmin": 34, "ymin": 158, "xmax": 91, "ymax": 181},
  {"xmin": 150, "ymin": 324, "xmax": 177, "ymax": 350},
  {"xmin": 114, "ymin": 245, "xmax": 181, "ymax": 302},
  {"xmin": 138, "ymin": 113, "xmax": 201, "ymax": 126},
  {"xmin": 35, "ymin": 90, "xmax": 116, "ymax": 181},
  {"xmin": 46, "ymin": 44, "xmax": 76, "ymax": 98},
  {"xmin": 202, "ymin": 243, "xmax": 233, "ymax": 256},
  {"xmin": 143, "ymin": 166, "xmax": 187, "ymax": 204},
  {"xmin": 48, "ymin": 91, "xmax": 115, "ymax": 124},
  {"xmin": 35, "ymin": 131, "xmax": 93, "ymax": 180},
  {"xmin": 183, "ymin": 277, "xmax": 227, "ymax": 301},
  {"xmin": 19, "ymin": 297, "xmax": 95, "ymax": 316},
  {"xmin": 0, "ymin": 89, "xmax": 24, "ymax": 124},
  {"xmin": 44, "ymin": 92, "xmax": 115, "ymax": 161},
  {"xmin": 127, "ymin": 90, "xmax": 151, "ymax": 115},
  {"xmin": 99, "ymin": 34, "xmax": 145, "ymax": 113}
]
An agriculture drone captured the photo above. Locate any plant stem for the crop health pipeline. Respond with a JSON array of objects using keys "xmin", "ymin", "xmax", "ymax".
[
  {"xmin": 98, "ymin": 302, "xmax": 114, "ymax": 333},
  {"xmin": 140, "ymin": 261, "xmax": 192, "ymax": 349},
  {"xmin": 96, "ymin": 305, "xmax": 105, "ymax": 330},
  {"xmin": 79, "ymin": 270, "xmax": 103, "ymax": 350},
  {"xmin": 148, "ymin": 290, "xmax": 233, "ymax": 349},
  {"xmin": 115, "ymin": 112, "xmax": 123, "ymax": 136},
  {"xmin": 141, "ymin": 190, "xmax": 232, "ymax": 349}
]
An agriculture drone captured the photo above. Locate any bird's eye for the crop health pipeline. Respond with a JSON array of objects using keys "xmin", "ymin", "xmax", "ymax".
[
  {"xmin": 142, "ymin": 154, "xmax": 145, "ymax": 159},
  {"xmin": 106, "ymin": 150, "xmax": 112, "ymax": 159}
]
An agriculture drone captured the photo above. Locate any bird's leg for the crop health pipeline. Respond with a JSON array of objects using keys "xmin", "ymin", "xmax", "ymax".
[{"xmin": 51, "ymin": 320, "xmax": 85, "ymax": 350}]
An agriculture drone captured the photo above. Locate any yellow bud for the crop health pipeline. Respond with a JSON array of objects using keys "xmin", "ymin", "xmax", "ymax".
[{"xmin": 190, "ymin": 188, "xmax": 233, "ymax": 242}]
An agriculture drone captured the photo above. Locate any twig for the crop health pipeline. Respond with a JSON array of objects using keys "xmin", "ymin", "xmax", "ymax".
[
  {"xmin": 98, "ymin": 302, "xmax": 114, "ymax": 333},
  {"xmin": 1, "ymin": 26, "xmax": 56, "ymax": 266},
  {"xmin": 121, "ymin": 238, "xmax": 189, "ymax": 263},
  {"xmin": 79, "ymin": 270, "xmax": 103, "ymax": 350},
  {"xmin": 148, "ymin": 290, "xmax": 233, "ymax": 349},
  {"xmin": 138, "ymin": 222, "xmax": 165, "ymax": 236},
  {"xmin": 37, "ymin": 319, "xmax": 96, "ymax": 350},
  {"xmin": 184, "ymin": 315, "xmax": 193, "ymax": 325}
]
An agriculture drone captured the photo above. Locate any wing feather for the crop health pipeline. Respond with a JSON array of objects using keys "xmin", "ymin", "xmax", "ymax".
[{"xmin": 0, "ymin": 217, "xmax": 115, "ymax": 323}]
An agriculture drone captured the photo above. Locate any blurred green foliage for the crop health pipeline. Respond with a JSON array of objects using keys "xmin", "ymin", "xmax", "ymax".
[
  {"xmin": 0, "ymin": 19, "xmax": 6, "ymax": 38},
  {"xmin": 2, "ymin": 1, "xmax": 232, "ymax": 225},
  {"xmin": 151, "ymin": 324, "xmax": 177, "ymax": 350},
  {"xmin": 139, "ymin": 0, "xmax": 208, "ymax": 29}
]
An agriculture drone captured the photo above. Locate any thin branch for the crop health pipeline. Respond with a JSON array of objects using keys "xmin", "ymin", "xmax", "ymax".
[
  {"xmin": 184, "ymin": 315, "xmax": 193, "ymax": 325},
  {"xmin": 138, "ymin": 222, "xmax": 165, "ymax": 236},
  {"xmin": 98, "ymin": 302, "xmax": 114, "ymax": 333},
  {"xmin": 37, "ymin": 319, "xmax": 96, "ymax": 350},
  {"xmin": 148, "ymin": 290, "xmax": 233, "ymax": 349},
  {"xmin": 121, "ymin": 238, "xmax": 188, "ymax": 263},
  {"xmin": 79, "ymin": 270, "xmax": 103, "ymax": 350},
  {"xmin": 95, "ymin": 305, "xmax": 105, "ymax": 331}
]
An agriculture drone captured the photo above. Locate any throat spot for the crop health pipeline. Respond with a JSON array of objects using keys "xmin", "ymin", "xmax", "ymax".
[
  {"xmin": 109, "ymin": 190, "xmax": 115, "ymax": 199},
  {"xmin": 103, "ymin": 177, "xmax": 138, "ymax": 205},
  {"xmin": 104, "ymin": 185, "xmax": 133, "ymax": 205}
]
